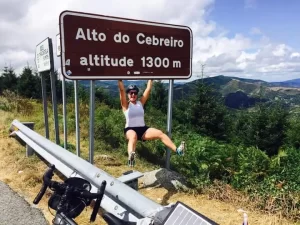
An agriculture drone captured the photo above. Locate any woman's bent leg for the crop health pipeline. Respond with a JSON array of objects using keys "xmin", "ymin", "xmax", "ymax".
[
  {"xmin": 126, "ymin": 130, "xmax": 138, "ymax": 158},
  {"xmin": 142, "ymin": 128, "xmax": 177, "ymax": 152}
]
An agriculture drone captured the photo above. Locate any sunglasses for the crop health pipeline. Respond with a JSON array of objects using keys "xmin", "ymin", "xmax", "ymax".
[{"xmin": 128, "ymin": 91, "xmax": 138, "ymax": 96}]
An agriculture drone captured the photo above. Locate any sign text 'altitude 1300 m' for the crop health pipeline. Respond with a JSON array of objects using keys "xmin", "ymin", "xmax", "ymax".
[{"xmin": 59, "ymin": 10, "xmax": 193, "ymax": 80}]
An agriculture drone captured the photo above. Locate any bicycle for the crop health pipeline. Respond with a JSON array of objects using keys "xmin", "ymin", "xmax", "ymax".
[
  {"xmin": 33, "ymin": 164, "xmax": 108, "ymax": 225},
  {"xmin": 33, "ymin": 164, "xmax": 138, "ymax": 225}
]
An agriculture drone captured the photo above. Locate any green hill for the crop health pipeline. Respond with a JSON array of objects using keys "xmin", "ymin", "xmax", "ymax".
[
  {"xmin": 173, "ymin": 75, "xmax": 300, "ymax": 108},
  {"xmin": 75, "ymin": 75, "xmax": 300, "ymax": 109}
]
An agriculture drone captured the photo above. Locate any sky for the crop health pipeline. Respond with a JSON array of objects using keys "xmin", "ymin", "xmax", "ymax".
[{"xmin": 0, "ymin": 0, "xmax": 300, "ymax": 82}]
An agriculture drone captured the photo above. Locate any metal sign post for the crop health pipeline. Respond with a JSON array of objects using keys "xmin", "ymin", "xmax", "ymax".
[
  {"xmin": 166, "ymin": 79, "xmax": 174, "ymax": 170},
  {"xmin": 62, "ymin": 76, "xmax": 67, "ymax": 149},
  {"xmin": 57, "ymin": 33, "xmax": 67, "ymax": 149},
  {"xmin": 89, "ymin": 80, "xmax": 95, "ymax": 164},
  {"xmin": 40, "ymin": 72, "xmax": 49, "ymax": 139},
  {"xmin": 35, "ymin": 38, "xmax": 54, "ymax": 140},
  {"xmin": 74, "ymin": 80, "xmax": 80, "ymax": 156},
  {"xmin": 50, "ymin": 70, "xmax": 60, "ymax": 145},
  {"xmin": 48, "ymin": 39, "xmax": 60, "ymax": 145}
]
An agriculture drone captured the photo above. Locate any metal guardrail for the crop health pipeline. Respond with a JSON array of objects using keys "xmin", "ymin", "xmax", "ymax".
[{"xmin": 9, "ymin": 119, "xmax": 164, "ymax": 223}]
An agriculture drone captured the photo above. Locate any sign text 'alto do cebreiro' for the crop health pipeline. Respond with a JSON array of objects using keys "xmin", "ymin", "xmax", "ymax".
[{"xmin": 59, "ymin": 10, "xmax": 193, "ymax": 80}]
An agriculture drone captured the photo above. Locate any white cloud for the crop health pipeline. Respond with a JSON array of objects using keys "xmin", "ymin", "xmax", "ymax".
[
  {"xmin": 290, "ymin": 52, "xmax": 300, "ymax": 58},
  {"xmin": 236, "ymin": 50, "xmax": 259, "ymax": 63},
  {"xmin": 272, "ymin": 44, "xmax": 291, "ymax": 57},
  {"xmin": 200, "ymin": 39, "xmax": 300, "ymax": 81},
  {"xmin": 193, "ymin": 34, "xmax": 252, "ymax": 66},
  {"xmin": 0, "ymin": 49, "xmax": 33, "ymax": 74}
]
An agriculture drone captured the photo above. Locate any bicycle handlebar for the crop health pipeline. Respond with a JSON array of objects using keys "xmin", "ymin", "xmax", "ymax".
[
  {"xmin": 33, "ymin": 164, "xmax": 107, "ymax": 224},
  {"xmin": 90, "ymin": 180, "xmax": 106, "ymax": 222},
  {"xmin": 33, "ymin": 164, "xmax": 55, "ymax": 204}
]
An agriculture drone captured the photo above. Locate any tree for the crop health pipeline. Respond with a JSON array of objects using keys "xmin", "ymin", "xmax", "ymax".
[
  {"xmin": 231, "ymin": 102, "xmax": 289, "ymax": 156},
  {"xmin": 253, "ymin": 102, "xmax": 289, "ymax": 156},
  {"xmin": 147, "ymin": 81, "xmax": 167, "ymax": 112},
  {"xmin": 284, "ymin": 114, "xmax": 300, "ymax": 149},
  {"xmin": 189, "ymin": 82, "xmax": 228, "ymax": 139},
  {"xmin": 95, "ymin": 87, "xmax": 119, "ymax": 108},
  {"xmin": 37, "ymin": 69, "xmax": 65, "ymax": 103},
  {"xmin": 0, "ymin": 76, "xmax": 3, "ymax": 94},
  {"xmin": 17, "ymin": 66, "xmax": 41, "ymax": 99},
  {"xmin": 1, "ymin": 66, "xmax": 18, "ymax": 92}
]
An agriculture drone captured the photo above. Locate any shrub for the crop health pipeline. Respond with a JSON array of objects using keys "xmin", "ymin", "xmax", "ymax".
[
  {"xmin": 94, "ymin": 104, "xmax": 125, "ymax": 150},
  {"xmin": 171, "ymin": 133, "xmax": 233, "ymax": 189},
  {"xmin": 230, "ymin": 146, "xmax": 270, "ymax": 190}
]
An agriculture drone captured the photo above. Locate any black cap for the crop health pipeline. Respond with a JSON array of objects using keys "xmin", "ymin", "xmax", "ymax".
[{"xmin": 126, "ymin": 84, "xmax": 139, "ymax": 93}]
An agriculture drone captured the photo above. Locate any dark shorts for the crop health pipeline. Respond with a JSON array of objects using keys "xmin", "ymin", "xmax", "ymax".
[{"xmin": 124, "ymin": 126, "xmax": 149, "ymax": 141}]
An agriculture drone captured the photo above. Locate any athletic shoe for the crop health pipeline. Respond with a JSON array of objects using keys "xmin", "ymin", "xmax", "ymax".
[
  {"xmin": 128, "ymin": 152, "xmax": 136, "ymax": 167},
  {"xmin": 176, "ymin": 141, "xmax": 185, "ymax": 156}
]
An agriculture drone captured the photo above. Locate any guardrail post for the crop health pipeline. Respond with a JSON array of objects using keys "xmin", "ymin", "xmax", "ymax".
[
  {"xmin": 26, "ymin": 144, "xmax": 34, "ymax": 157},
  {"xmin": 23, "ymin": 122, "xmax": 35, "ymax": 157},
  {"xmin": 21, "ymin": 122, "xmax": 35, "ymax": 157}
]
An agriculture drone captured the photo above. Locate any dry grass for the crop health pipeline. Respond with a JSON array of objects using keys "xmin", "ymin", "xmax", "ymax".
[
  {"xmin": 0, "ymin": 109, "xmax": 299, "ymax": 225},
  {"xmin": 139, "ymin": 186, "xmax": 297, "ymax": 225}
]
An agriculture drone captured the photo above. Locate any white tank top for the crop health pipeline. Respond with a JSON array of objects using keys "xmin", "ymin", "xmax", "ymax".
[{"xmin": 124, "ymin": 101, "xmax": 145, "ymax": 128}]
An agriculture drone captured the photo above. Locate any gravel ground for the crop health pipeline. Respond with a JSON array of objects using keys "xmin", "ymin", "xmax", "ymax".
[{"xmin": 0, "ymin": 181, "xmax": 48, "ymax": 225}]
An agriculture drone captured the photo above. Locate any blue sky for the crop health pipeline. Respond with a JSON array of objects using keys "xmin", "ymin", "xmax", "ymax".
[
  {"xmin": 189, "ymin": 0, "xmax": 300, "ymax": 82},
  {"xmin": 0, "ymin": 0, "xmax": 299, "ymax": 82},
  {"xmin": 211, "ymin": 0, "xmax": 300, "ymax": 49}
]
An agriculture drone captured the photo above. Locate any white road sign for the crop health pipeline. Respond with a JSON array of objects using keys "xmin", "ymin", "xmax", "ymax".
[
  {"xmin": 56, "ymin": 34, "xmax": 61, "ymax": 57},
  {"xmin": 35, "ymin": 38, "xmax": 52, "ymax": 72}
]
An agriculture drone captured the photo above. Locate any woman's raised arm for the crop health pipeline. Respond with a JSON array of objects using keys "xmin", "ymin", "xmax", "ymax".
[
  {"xmin": 118, "ymin": 80, "xmax": 128, "ymax": 111},
  {"xmin": 140, "ymin": 80, "xmax": 153, "ymax": 106}
]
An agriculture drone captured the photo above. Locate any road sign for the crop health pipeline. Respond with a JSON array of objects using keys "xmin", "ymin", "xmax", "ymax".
[
  {"xmin": 59, "ymin": 10, "xmax": 193, "ymax": 80},
  {"xmin": 35, "ymin": 38, "xmax": 53, "ymax": 72},
  {"xmin": 56, "ymin": 34, "xmax": 61, "ymax": 57}
]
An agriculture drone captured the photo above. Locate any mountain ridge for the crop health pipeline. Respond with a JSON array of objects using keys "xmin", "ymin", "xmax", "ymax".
[{"xmin": 73, "ymin": 75, "xmax": 300, "ymax": 108}]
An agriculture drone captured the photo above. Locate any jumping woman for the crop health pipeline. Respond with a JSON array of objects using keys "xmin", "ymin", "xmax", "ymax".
[{"xmin": 118, "ymin": 80, "xmax": 185, "ymax": 166}]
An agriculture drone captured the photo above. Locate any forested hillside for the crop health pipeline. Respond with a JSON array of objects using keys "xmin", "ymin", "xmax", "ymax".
[
  {"xmin": 78, "ymin": 75, "xmax": 300, "ymax": 109},
  {"xmin": 1, "ymin": 65, "xmax": 300, "ymax": 221}
]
